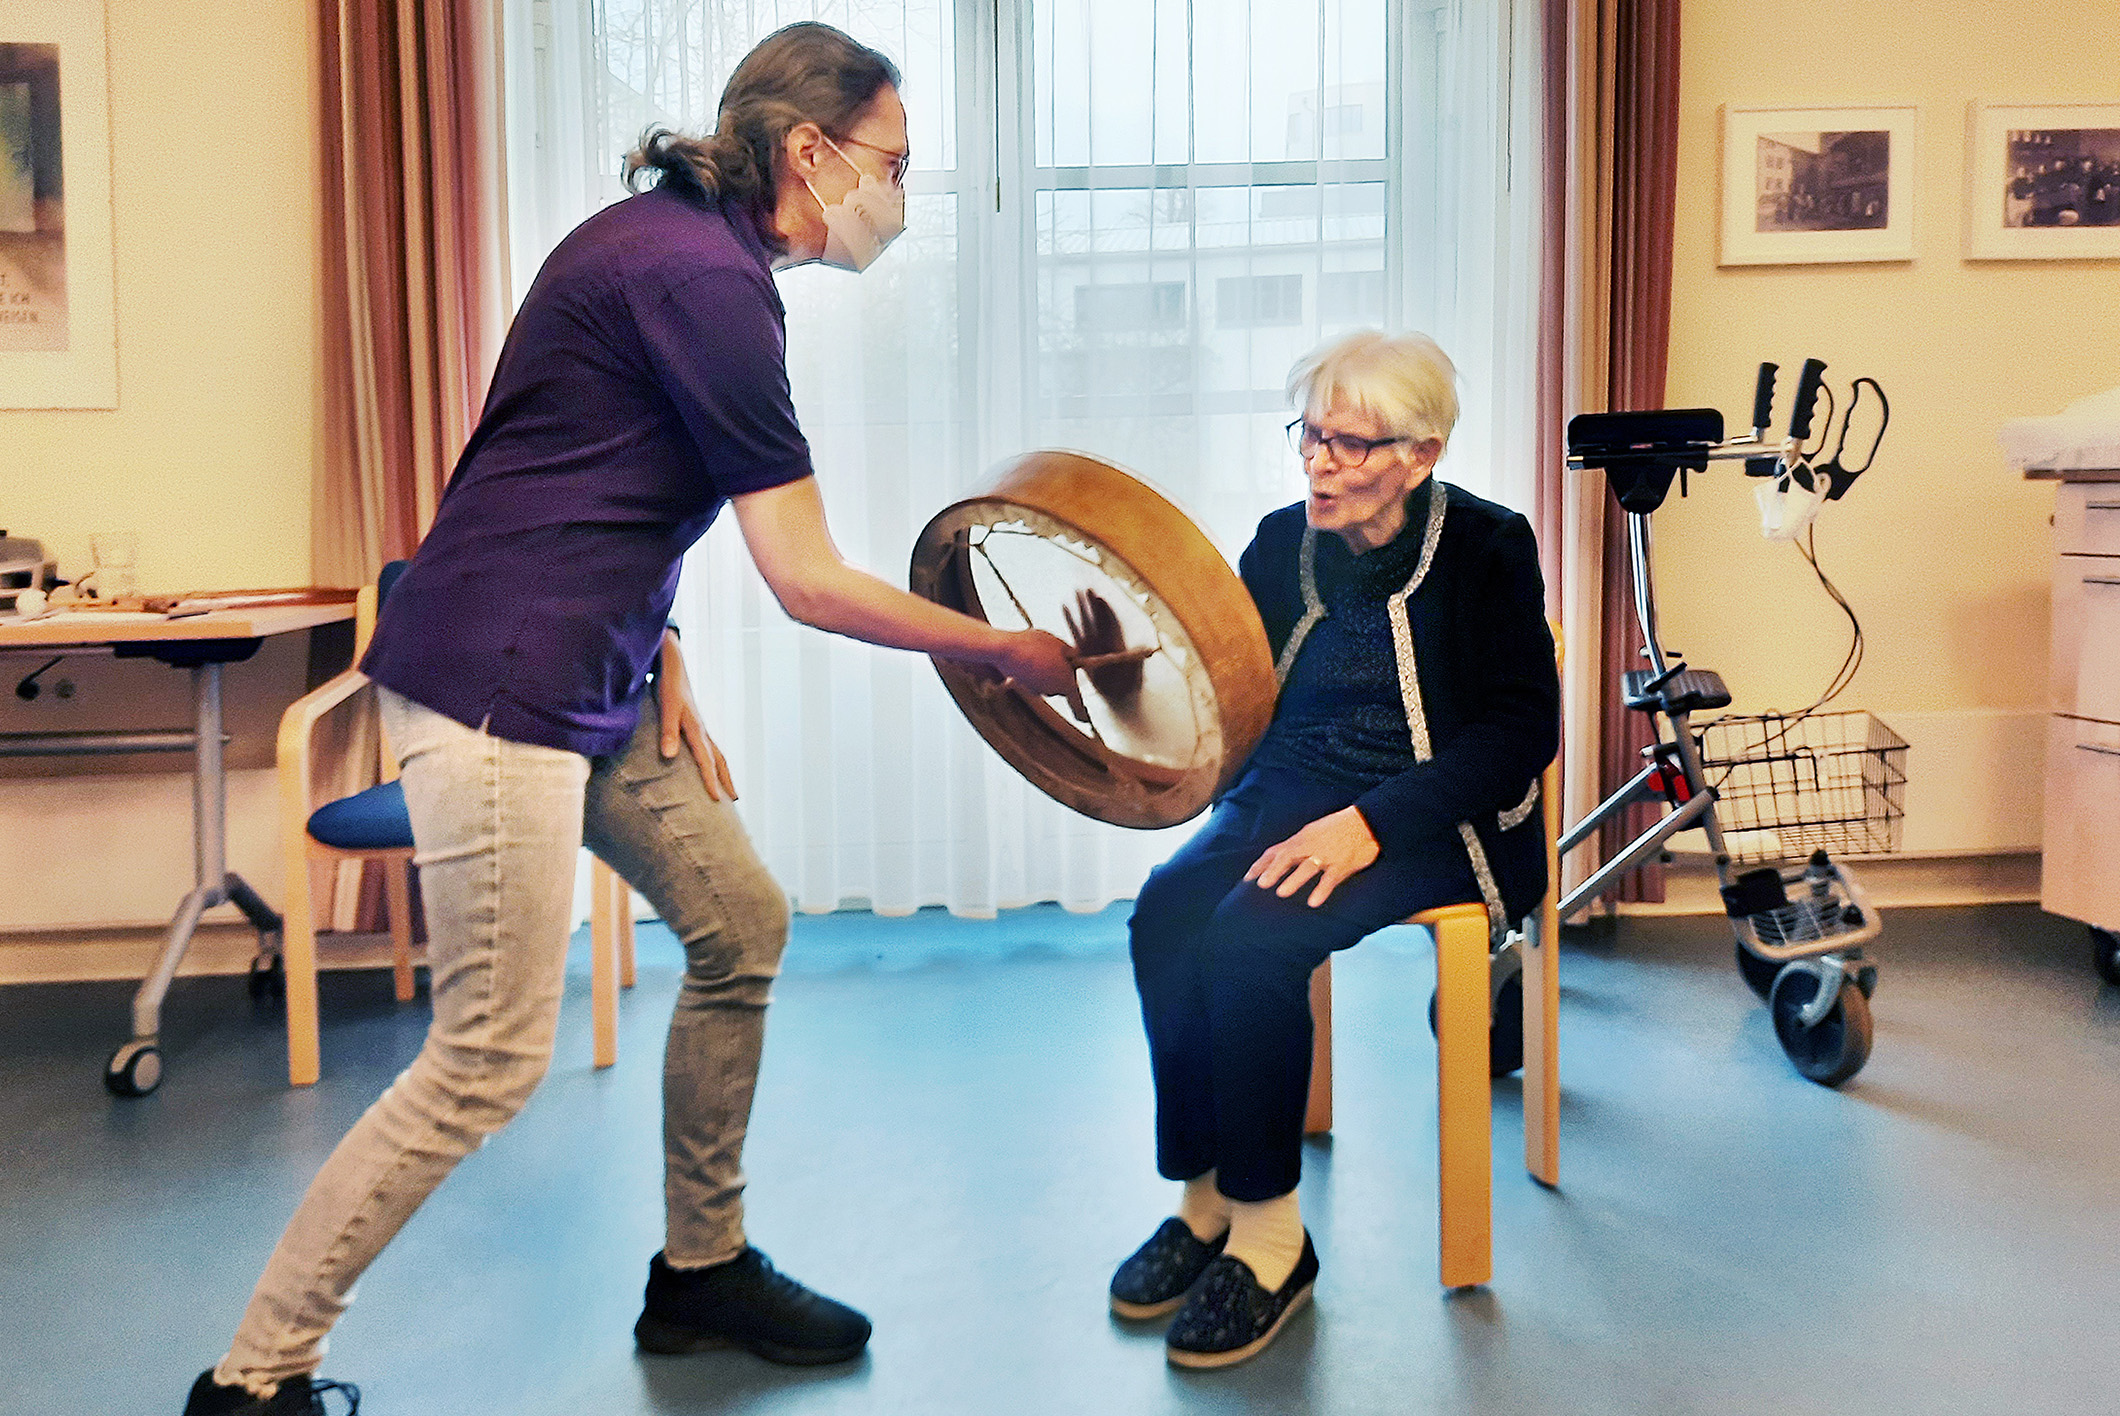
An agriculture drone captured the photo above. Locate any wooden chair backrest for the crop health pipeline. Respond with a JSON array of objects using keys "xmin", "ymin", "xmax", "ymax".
[
  {"xmin": 344, "ymin": 582, "xmax": 398, "ymax": 785},
  {"xmin": 352, "ymin": 582, "xmax": 379, "ymax": 661}
]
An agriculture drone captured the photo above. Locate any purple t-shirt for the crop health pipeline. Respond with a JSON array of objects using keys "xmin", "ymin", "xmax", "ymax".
[{"xmin": 362, "ymin": 185, "xmax": 813, "ymax": 755}]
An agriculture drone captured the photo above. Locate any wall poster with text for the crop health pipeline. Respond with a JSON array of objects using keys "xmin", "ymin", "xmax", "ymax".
[{"xmin": 1, "ymin": 2, "xmax": 115, "ymax": 409}]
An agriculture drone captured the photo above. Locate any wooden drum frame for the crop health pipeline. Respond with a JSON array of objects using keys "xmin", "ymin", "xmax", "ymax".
[{"xmin": 908, "ymin": 451, "xmax": 1276, "ymax": 829}]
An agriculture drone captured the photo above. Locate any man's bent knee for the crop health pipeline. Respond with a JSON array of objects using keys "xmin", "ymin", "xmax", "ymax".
[{"xmin": 680, "ymin": 871, "xmax": 789, "ymax": 996}]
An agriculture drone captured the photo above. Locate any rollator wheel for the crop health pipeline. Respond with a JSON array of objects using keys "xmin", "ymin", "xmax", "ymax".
[
  {"xmin": 1425, "ymin": 970, "xmax": 1525, "ymax": 1078},
  {"xmin": 1767, "ymin": 966, "xmax": 1872, "ymax": 1088},
  {"xmin": 2093, "ymin": 928, "xmax": 2120, "ymax": 988},
  {"xmin": 104, "ymin": 1040, "xmax": 163, "ymax": 1097},
  {"xmin": 246, "ymin": 950, "xmax": 286, "ymax": 1002},
  {"xmin": 1734, "ymin": 940, "xmax": 1783, "ymax": 1002}
]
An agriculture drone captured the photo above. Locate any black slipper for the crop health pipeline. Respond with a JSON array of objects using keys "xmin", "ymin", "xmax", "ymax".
[
  {"xmin": 1165, "ymin": 1231, "xmax": 1318, "ymax": 1369},
  {"xmin": 1109, "ymin": 1217, "xmax": 1229, "ymax": 1320}
]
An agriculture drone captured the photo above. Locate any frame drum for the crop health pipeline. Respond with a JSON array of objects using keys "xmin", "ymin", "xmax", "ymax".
[{"xmin": 908, "ymin": 451, "xmax": 1276, "ymax": 828}]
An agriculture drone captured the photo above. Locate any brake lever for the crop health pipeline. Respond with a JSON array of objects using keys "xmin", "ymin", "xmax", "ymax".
[{"xmin": 1818, "ymin": 377, "xmax": 1889, "ymax": 500}]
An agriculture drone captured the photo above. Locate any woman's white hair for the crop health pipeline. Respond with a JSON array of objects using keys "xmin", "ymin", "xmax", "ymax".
[{"xmin": 1285, "ymin": 329, "xmax": 1459, "ymax": 448}]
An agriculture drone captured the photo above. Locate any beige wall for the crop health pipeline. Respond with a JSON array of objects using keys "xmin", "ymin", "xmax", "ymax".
[
  {"xmin": 1, "ymin": 1, "xmax": 319, "ymax": 947},
  {"xmin": 1658, "ymin": 0, "xmax": 2120, "ymax": 854},
  {"xmin": 2, "ymin": 1, "xmax": 319, "ymax": 592}
]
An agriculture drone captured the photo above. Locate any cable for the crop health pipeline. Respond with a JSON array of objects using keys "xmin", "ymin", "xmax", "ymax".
[
  {"xmin": 1704, "ymin": 510, "xmax": 1865, "ymax": 795},
  {"xmin": 1792, "ymin": 518, "xmax": 1864, "ymax": 717}
]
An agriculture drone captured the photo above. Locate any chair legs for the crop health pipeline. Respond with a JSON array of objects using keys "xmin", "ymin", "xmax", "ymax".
[
  {"xmin": 283, "ymin": 848, "xmax": 418, "ymax": 1088},
  {"xmin": 1522, "ymin": 900, "xmax": 1561, "ymax": 1188},
  {"xmin": 384, "ymin": 856, "xmax": 417, "ymax": 1004},
  {"xmin": 589, "ymin": 858, "xmax": 641, "ymax": 1069},
  {"xmin": 1303, "ymin": 895, "xmax": 1560, "ymax": 1288},
  {"xmin": 1526, "ymin": 757, "xmax": 1564, "ymax": 1187},
  {"xmin": 590, "ymin": 860, "xmax": 623, "ymax": 1070},
  {"xmin": 1303, "ymin": 963, "xmax": 1334, "ymax": 1136},
  {"xmin": 283, "ymin": 853, "xmax": 323, "ymax": 1089},
  {"xmin": 1424, "ymin": 903, "xmax": 1495, "ymax": 1289}
]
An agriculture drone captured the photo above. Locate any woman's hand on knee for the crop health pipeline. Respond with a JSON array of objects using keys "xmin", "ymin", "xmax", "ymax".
[{"xmin": 1244, "ymin": 806, "xmax": 1379, "ymax": 907}]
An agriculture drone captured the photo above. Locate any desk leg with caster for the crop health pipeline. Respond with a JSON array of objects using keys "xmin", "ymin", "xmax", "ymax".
[{"xmin": 105, "ymin": 661, "xmax": 282, "ymax": 1097}]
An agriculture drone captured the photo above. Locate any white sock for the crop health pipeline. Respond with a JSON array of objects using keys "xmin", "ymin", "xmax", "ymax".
[
  {"xmin": 1176, "ymin": 1170, "xmax": 1232, "ymax": 1242},
  {"xmin": 1225, "ymin": 1191, "xmax": 1305, "ymax": 1291}
]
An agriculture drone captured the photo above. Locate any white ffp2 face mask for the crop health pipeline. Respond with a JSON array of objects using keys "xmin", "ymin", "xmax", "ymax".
[{"xmin": 804, "ymin": 135, "xmax": 906, "ymax": 273}]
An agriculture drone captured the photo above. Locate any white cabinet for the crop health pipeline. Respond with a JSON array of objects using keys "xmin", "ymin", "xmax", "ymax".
[{"xmin": 2043, "ymin": 476, "xmax": 2120, "ymax": 933}]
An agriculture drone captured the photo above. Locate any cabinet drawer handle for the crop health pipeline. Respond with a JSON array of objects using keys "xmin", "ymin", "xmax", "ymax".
[
  {"xmin": 2077, "ymin": 742, "xmax": 2120, "ymax": 759},
  {"xmin": 2086, "ymin": 576, "xmax": 2120, "ymax": 587},
  {"xmin": 2087, "ymin": 501, "xmax": 2120, "ymax": 511}
]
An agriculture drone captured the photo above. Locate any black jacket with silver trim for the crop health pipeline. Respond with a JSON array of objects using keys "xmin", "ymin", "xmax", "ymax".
[{"xmin": 1237, "ymin": 478, "xmax": 1559, "ymax": 926}]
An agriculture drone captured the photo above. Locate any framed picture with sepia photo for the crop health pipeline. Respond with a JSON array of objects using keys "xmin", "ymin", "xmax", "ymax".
[
  {"xmin": 1965, "ymin": 102, "xmax": 2120, "ymax": 260},
  {"xmin": 1719, "ymin": 105, "xmax": 1919, "ymax": 266},
  {"xmin": 1, "ymin": 1, "xmax": 116, "ymax": 409}
]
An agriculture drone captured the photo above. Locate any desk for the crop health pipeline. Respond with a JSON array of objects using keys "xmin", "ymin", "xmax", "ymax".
[{"xmin": 0, "ymin": 603, "xmax": 355, "ymax": 1094}]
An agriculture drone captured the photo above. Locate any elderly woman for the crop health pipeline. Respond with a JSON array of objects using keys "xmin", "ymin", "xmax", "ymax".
[{"xmin": 1110, "ymin": 330, "xmax": 1558, "ymax": 1368}]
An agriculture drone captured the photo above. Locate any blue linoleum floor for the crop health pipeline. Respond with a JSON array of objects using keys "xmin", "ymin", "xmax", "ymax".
[{"xmin": 4, "ymin": 902, "xmax": 2119, "ymax": 1415}]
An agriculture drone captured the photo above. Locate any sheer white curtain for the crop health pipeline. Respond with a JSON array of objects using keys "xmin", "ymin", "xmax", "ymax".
[{"xmin": 503, "ymin": 0, "xmax": 1543, "ymax": 917}]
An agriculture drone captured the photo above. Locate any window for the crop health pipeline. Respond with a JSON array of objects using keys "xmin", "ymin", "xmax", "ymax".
[
  {"xmin": 1075, "ymin": 281, "xmax": 1188, "ymax": 330},
  {"xmin": 1217, "ymin": 273, "xmax": 1304, "ymax": 328},
  {"xmin": 506, "ymin": 0, "xmax": 1543, "ymax": 916},
  {"xmin": 1318, "ymin": 268, "xmax": 1386, "ymax": 323}
]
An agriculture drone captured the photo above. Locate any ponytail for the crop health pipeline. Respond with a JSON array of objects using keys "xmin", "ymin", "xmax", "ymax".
[{"xmin": 623, "ymin": 22, "xmax": 901, "ymax": 220}]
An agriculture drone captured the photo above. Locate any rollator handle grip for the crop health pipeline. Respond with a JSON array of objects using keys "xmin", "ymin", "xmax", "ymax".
[
  {"xmin": 1788, "ymin": 358, "xmax": 1828, "ymax": 440},
  {"xmin": 1750, "ymin": 362, "xmax": 1778, "ymax": 435}
]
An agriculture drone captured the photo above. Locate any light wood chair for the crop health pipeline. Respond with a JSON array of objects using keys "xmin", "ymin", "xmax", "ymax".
[
  {"xmin": 275, "ymin": 578, "xmax": 634, "ymax": 1086},
  {"xmin": 588, "ymin": 858, "xmax": 638, "ymax": 1069},
  {"xmin": 1302, "ymin": 638, "xmax": 1564, "ymax": 1290}
]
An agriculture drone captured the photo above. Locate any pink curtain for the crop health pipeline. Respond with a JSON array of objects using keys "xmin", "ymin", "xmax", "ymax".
[
  {"xmin": 1533, "ymin": 0, "xmax": 1570, "ymax": 615},
  {"xmin": 314, "ymin": 0, "xmax": 507, "ymax": 586},
  {"xmin": 1590, "ymin": 0, "xmax": 1681, "ymax": 903}
]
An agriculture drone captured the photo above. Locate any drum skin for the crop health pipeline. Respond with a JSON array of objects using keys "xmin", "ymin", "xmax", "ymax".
[{"xmin": 909, "ymin": 450, "xmax": 1276, "ymax": 829}]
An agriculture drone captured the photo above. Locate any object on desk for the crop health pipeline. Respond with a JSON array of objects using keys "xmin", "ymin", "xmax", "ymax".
[
  {"xmin": 145, "ymin": 587, "xmax": 360, "ymax": 615},
  {"xmin": 36, "ymin": 586, "xmax": 359, "ymax": 616},
  {"xmin": 1998, "ymin": 386, "xmax": 2120, "ymax": 473},
  {"xmin": 77, "ymin": 530, "xmax": 140, "ymax": 602},
  {"xmin": 0, "ymin": 531, "xmax": 60, "ymax": 615}
]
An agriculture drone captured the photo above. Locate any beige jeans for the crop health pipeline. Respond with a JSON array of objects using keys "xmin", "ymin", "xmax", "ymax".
[{"xmin": 217, "ymin": 687, "xmax": 790, "ymax": 1391}]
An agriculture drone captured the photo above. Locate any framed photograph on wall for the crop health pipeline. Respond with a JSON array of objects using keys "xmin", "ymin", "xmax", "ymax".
[
  {"xmin": 1719, "ymin": 106, "xmax": 1919, "ymax": 266},
  {"xmin": 0, "ymin": 2, "xmax": 116, "ymax": 409},
  {"xmin": 1966, "ymin": 102, "xmax": 2120, "ymax": 260}
]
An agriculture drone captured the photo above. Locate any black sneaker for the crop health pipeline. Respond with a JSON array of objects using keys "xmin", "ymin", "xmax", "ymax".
[
  {"xmin": 1165, "ymin": 1231, "xmax": 1319, "ymax": 1369},
  {"xmin": 1109, "ymin": 1218, "xmax": 1229, "ymax": 1320},
  {"xmin": 182, "ymin": 1370, "xmax": 359, "ymax": 1414},
  {"xmin": 635, "ymin": 1247, "xmax": 871, "ymax": 1366}
]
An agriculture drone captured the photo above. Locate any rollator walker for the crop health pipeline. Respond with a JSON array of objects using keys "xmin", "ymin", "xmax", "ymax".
[{"xmin": 1542, "ymin": 360, "xmax": 1900, "ymax": 1086}]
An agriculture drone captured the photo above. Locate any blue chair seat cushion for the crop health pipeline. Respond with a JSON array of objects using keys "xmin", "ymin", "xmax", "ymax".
[{"xmin": 307, "ymin": 779, "xmax": 414, "ymax": 852}]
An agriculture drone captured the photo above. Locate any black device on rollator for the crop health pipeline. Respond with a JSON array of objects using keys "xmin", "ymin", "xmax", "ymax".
[{"xmin": 1552, "ymin": 358, "xmax": 1898, "ymax": 1087}]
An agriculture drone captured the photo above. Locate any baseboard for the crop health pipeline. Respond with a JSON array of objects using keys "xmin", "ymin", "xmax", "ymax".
[
  {"xmin": 1611, "ymin": 851, "xmax": 2043, "ymax": 918},
  {"xmin": 0, "ymin": 924, "xmax": 408, "ymax": 986},
  {"xmin": 3, "ymin": 852, "xmax": 2045, "ymax": 983}
]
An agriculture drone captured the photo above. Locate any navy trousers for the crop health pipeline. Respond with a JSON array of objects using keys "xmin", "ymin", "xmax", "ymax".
[{"xmin": 1129, "ymin": 769, "xmax": 1480, "ymax": 1201}]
